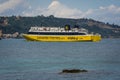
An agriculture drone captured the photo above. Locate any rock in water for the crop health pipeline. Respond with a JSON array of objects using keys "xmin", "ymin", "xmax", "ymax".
[{"xmin": 61, "ymin": 69, "xmax": 88, "ymax": 73}]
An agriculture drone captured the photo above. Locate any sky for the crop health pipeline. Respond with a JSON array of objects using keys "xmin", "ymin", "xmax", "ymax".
[{"xmin": 0, "ymin": 0, "xmax": 120, "ymax": 25}]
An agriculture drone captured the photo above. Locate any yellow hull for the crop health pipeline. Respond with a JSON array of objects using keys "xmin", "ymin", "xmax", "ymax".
[{"xmin": 23, "ymin": 34, "xmax": 101, "ymax": 42}]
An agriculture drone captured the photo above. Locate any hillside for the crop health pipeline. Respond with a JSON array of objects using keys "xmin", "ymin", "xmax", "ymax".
[{"xmin": 0, "ymin": 15, "xmax": 120, "ymax": 38}]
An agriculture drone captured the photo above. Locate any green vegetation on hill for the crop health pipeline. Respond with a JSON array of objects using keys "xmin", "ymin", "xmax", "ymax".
[{"xmin": 0, "ymin": 15, "xmax": 120, "ymax": 38}]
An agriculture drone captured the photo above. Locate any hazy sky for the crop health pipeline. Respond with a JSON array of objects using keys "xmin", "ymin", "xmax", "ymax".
[{"xmin": 0, "ymin": 0, "xmax": 120, "ymax": 25}]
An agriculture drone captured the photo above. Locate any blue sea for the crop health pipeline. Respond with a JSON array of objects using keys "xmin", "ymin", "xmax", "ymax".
[{"xmin": 0, "ymin": 39, "xmax": 120, "ymax": 80}]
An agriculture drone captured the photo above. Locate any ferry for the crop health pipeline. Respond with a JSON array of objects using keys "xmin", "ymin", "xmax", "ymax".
[{"xmin": 23, "ymin": 25, "xmax": 101, "ymax": 42}]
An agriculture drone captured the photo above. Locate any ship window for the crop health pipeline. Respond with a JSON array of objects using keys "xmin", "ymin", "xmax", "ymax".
[
  {"xmin": 27, "ymin": 32, "xmax": 86, "ymax": 35},
  {"xmin": 78, "ymin": 33, "xmax": 86, "ymax": 35}
]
